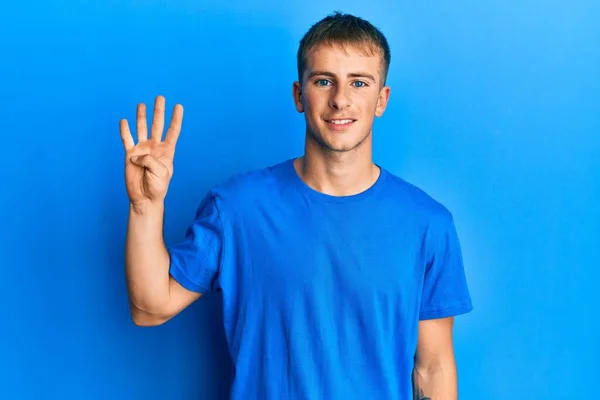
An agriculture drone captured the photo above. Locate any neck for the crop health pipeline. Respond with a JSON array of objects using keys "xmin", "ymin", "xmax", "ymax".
[{"xmin": 294, "ymin": 135, "xmax": 380, "ymax": 197}]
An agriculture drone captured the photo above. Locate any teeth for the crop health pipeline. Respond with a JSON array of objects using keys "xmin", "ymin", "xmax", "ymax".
[{"xmin": 330, "ymin": 119, "xmax": 353, "ymax": 125}]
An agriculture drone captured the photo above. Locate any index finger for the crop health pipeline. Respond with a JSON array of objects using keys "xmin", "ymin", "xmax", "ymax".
[
  {"xmin": 164, "ymin": 104, "xmax": 184, "ymax": 147},
  {"xmin": 120, "ymin": 119, "xmax": 135, "ymax": 150}
]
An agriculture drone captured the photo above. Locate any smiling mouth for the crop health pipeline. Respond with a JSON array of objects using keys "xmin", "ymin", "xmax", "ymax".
[
  {"xmin": 324, "ymin": 118, "xmax": 356, "ymax": 131},
  {"xmin": 326, "ymin": 119, "xmax": 355, "ymax": 125}
]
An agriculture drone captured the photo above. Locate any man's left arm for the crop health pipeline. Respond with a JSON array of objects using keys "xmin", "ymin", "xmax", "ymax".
[{"xmin": 412, "ymin": 316, "xmax": 457, "ymax": 400}]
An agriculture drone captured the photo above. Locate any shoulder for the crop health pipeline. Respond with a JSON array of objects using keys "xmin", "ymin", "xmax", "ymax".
[
  {"xmin": 380, "ymin": 168, "xmax": 454, "ymax": 224},
  {"xmin": 205, "ymin": 158, "xmax": 293, "ymax": 209},
  {"xmin": 380, "ymin": 169, "xmax": 460, "ymax": 253}
]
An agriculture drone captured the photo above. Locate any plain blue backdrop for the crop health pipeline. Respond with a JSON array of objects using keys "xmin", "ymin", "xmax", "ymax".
[{"xmin": 1, "ymin": 0, "xmax": 598, "ymax": 398}]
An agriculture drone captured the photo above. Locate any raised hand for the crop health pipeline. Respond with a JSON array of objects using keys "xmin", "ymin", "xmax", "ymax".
[{"xmin": 120, "ymin": 95, "xmax": 184, "ymax": 211}]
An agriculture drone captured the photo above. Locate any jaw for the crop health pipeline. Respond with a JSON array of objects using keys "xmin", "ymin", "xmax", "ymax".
[{"xmin": 306, "ymin": 123, "xmax": 372, "ymax": 154}]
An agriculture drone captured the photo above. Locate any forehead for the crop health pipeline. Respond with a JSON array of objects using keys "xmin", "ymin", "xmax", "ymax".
[{"xmin": 304, "ymin": 43, "xmax": 382, "ymax": 78}]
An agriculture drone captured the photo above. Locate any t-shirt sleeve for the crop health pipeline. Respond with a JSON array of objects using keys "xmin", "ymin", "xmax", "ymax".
[
  {"xmin": 167, "ymin": 191, "xmax": 225, "ymax": 294},
  {"xmin": 419, "ymin": 212, "xmax": 473, "ymax": 320}
]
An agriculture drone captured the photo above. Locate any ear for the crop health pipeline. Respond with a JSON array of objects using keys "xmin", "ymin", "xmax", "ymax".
[
  {"xmin": 375, "ymin": 85, "xmax": 391, "ymax": 117},
  {"xmin": 292, "ymin": 81, "xmax": 304, "ymax": 113}
]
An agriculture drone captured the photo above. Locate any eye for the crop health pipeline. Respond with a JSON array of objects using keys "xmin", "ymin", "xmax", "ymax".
[
  {"xmin": 353, "ymin": 81, "xmax": 367, "ymax": 88},
  {"xmin": 315, "ymin": 79, "xmax": 331, "ymax": 86}
]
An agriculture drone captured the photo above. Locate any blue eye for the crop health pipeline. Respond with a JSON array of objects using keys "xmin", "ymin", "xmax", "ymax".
[
  {"xmin": 353, "ymin": 81, "xmax": 366, "ymax": 88},
  {"xmin": 316, "ymin": 79, "xmax": 330, "ymax": 86}
]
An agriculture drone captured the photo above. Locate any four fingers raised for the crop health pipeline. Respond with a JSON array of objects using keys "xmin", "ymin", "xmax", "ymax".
[{"xmin": 120, "ymin": 95, "xmax": 184, "ymax": 151}]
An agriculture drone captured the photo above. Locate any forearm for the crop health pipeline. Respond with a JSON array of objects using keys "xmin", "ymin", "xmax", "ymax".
[
  {"xmin": 412, "ymin": 357, "xmax": 458, "ymax": 400},
  {"xmin": 125, "ymin": 201, "xmax": 171, "ymax": 313}
]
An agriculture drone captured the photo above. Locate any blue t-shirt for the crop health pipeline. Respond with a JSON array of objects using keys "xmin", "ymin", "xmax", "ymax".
[{"xmin": 168, "ymin": 158, "xmax": 473, "ymax": 399}]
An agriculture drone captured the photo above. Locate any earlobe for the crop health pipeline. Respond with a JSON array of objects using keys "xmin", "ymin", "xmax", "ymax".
[{"xmin": 296, "ymin": 96, "xmax": 304, "ymax": 113}]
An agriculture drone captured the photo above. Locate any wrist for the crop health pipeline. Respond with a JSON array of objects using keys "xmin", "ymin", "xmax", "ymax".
[{"xmin": 129, "ymin": 200, "xmax": 164, "ymax": 217}]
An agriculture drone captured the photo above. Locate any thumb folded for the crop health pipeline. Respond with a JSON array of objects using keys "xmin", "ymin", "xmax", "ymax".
[{"xmin": 130, "ymin": 154, "xmax": 167, "ymax": 176}]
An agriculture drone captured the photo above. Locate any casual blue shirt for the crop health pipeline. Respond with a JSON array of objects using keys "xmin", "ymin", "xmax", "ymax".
[{"xmin": 168, "ymin": 158, "xmax": 473, "ymax": 399}]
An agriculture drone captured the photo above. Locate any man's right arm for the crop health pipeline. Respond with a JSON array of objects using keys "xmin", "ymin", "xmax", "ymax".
[{"xmin": 125, "ymin": 202, "xmax": 201, "ymax": 326}]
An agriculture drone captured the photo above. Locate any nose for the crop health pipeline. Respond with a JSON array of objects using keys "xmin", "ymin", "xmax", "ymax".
[{"xmin": 329, "ymin": 85, "xmax": 351, "ymax": 110}]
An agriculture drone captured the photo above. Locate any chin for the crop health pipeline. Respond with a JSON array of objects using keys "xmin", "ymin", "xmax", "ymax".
[{"xmin": 310, "ymin": 127, "xmax": 371, "ymax": 154}]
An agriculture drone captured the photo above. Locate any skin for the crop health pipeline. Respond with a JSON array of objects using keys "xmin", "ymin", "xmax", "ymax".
[
  {"xmin": 292, "ymin": 42, "xmax": 391, "ymax": 197},
  {"xmin": 413, "ymin": 317, "xmax": 459, "ymax": 399},
  {"xmin": 292, "ymin": 42, "xmax": 459, "ymax": 399},
  {"xmin": 121, "ymin": 39, "xmax": 458, "ymax": 399},
  {"xmin": 120, "ymin": 98, "xmax": 200, "ymax": 325}
]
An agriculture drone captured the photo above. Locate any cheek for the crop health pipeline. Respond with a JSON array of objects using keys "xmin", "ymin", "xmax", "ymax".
[
  {"xmin": 366, "ymin": 97, "xmax": 382, "ymax": 115},
  {"xmin": 305, "ymin": 98, "xmax": 325, "ymax": 117}
]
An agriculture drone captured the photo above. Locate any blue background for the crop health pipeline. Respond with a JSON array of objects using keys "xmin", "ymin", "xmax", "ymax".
[{"xmin": 1, "ymin": 0, "xmax": 598, "ymax": 398}]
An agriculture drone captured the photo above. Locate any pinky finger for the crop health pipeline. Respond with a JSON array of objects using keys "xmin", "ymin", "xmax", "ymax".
[{"xmin": 120, "ymin": 119, "xmax": 135, "ymax": 150}]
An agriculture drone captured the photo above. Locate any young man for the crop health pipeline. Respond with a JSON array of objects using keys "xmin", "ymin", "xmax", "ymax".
[{"xmin": 120, "ymin": 12, "xmax": 473, "ymax": 400}]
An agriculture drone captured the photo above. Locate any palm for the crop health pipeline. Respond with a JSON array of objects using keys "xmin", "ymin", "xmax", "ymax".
[
  {"xmin": 125, "ymin": 141, "xmax": 173, "ymax": 203},
  {"xmin": 119, "ymin": 96, "xmax": 184, "ymax": 205}
]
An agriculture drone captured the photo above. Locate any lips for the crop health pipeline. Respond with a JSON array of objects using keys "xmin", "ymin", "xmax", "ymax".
[
  {"xmin": 327, "ymin": 119, "xmax": 354, "ymax": 125},
  {"xmin": 325, "ymin": 118, "xmax": 356, "ymax": 131}
]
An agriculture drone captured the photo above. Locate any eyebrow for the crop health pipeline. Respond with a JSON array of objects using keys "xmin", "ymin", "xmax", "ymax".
[{"xmin": 307, "ymin": 70, "xmax": 377, "ymax": 82}]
